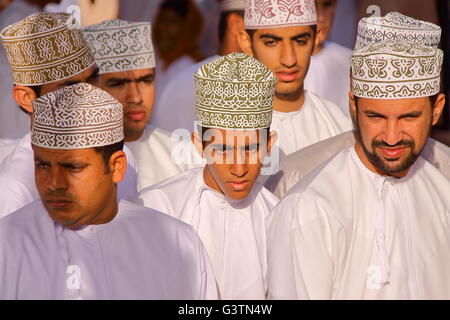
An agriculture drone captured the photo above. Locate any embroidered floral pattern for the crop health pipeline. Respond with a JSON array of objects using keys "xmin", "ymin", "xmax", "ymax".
[
  {"xmin": 83, "ymin": 19, "xmax": 154, "ymax": 74},
  {"xmin": 351, "ymin": 40, "xmax": 443, "ymax": 99},
  {"xmin": 245, "ymin": 0, "xmax": 316, "ymax": 29},
  {"xmin": 194, "ymin": 53, "xmax": 276, "ymax": 130},
  {"xmin": 32, "ymin": 83, "xmax": 124, "ymax": 149},
  {"xmin": 0, "ymin": 13, "xmax": 95, "ymax": 85},
  {"xmin": 356, "ymin": 12, "xmax": 441, "ymax": 50}
]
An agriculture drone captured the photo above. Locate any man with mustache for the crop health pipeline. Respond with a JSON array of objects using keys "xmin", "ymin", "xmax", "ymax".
[
  {"xmin": 84, "ymin": 19, "xmax": 196, "ymax": 191},
  {"xmin": 0, "ymin": 83, "xmax": 218, "ymax": 299},
  {"xmin": 0, "ymin": 13, "xmax": 139, "ymax": 218},
  {"xmin": 238, "ymin": 0, "xmax": 352, "ymax": 159},
  {"xmin": 266, "ymin": 12, "xmax": 450, "ymax": 198},
  {"xmin": 266, "ymin": 38, "xmax": 450, "ymax": 299},
  {"xmin": 135, "ymin": 53, "xmax": 279, "ymax": 299}
]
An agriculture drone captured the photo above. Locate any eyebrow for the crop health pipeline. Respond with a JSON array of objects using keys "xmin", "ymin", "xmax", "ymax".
[
  {"xmin": 364, "ymin": 110, "xmax": 424, "ymax": 119},
  {"xmin": 260, "ymin": 32, "xmax": 312, "ymax": 41},
  {"xmin": 106, "ymin": 72, "xmax": 155, "ymax": 86},
  {"xmin": 34, "ymin": 156, "xmax": 50, "ymax": 164}
]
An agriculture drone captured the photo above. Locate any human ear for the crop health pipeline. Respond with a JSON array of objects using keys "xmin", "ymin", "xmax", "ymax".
[
  {"xmin": 109, "ymin": 150, "xmax": 127, "ymax": 184},
  {"xmin": 13, "ymin": 86, "xmax": 37, "ymax": 114},
  {"xmin": 238, "ymin": 30, "xmax": 254, "ymax": 57},
  {"xmin": 431, "ymin": 93, "xmax": 445, "ymax": 126}
]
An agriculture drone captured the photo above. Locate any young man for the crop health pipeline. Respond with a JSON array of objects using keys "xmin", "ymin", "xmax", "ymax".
[
  {"xmin": 266, "ymin": 12, "xmax": 449, "ymax": 198},
  {"xmin": 266, "ymin": 39, "xmax": 450, "ymax": 299},
  {"xmin": 0, "ymin": 83, "xmax": 218, "ymax": 300},
  {"xmin": 83, "ymin": 19, "xmax": 197, "ymax": 190},
  {"xmin": 0, "ymin": 13, "xmax": 139, "ymax": 218},
  {"xmin": 304, "ymin": 0, "xmax": 352, "ymax": 114},
  {"xmin": 151, "ymin": 0, "xmax": 246, "ymax": 132},
  {"xmin": 238, "ymin": 0, "xmax": 352, "ymax": 158},
  {"xmin": 135, "ymin": 53, "xmax": 279, "ymax": 299}
]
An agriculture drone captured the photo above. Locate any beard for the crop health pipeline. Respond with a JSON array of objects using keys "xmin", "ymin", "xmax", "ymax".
[{"xmin": 355, "ymin": 120, "xmax": 429, "ymax": 176}]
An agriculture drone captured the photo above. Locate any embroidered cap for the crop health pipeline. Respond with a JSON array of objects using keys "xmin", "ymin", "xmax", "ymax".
[
  {"xmin": 0, "ymin": 12, "xmax": 96, "ymax": 86},
  {"xmin": 244, "ymin": 0, "xmax": 317, "ymax": 29},
  {"xmin": 83, "ymin": 19, "xmax": 154, "ymax": 75},
  {"xmin": 221, "ymin": 0, "xmax": 245, "ymax": 12},
  {"xmin": 355, "ymin": 12, "xmax": 441, "ymax": 50},
  {"xmin": 351, "ymin": 40, "xmax": 443, "ymax": 99},
  {"xmin": 194, "ymin": 53, "xmax": 276, "ymax": 130},
  {"xmin": 32, "ymin": 83, "xmax": 124, "ymax": 149}
]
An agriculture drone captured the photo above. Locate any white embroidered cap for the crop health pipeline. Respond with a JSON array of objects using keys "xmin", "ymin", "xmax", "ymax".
[
  {"xmin": 0, "ymin": 12, "xmax": 96, "ymax": 86},
  {"xmin": 221, "ymin": 0, "xmax": 245, "ymax": 12},
  {"xmin": 355, "ymin": 12, "xmax": 441, "ymax": 50},
  {"xmin": 32, "ymin": 83, "xmax": 124, "ymax": 149},
  {"xmin": 83, "ymin": 19, "xmax": 155, "ymax": 75},
  {"xmin": 194, "ymin": 53, "xmax": 276, "ymax": 130},
  {"xmin": 244, "ymin": 0, "xmax": 317, "ymax": 29},
  {"xmin": 351, "ymin": 40, "xmax": 443, "ymax": 99}
]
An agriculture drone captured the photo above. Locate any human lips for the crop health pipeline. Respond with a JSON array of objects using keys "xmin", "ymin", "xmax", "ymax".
[
  {"xmin": 229, "ymin": 180, "xmax": 249, "ymax": 191},
  {"xmin": 276, "ymin": 70, "xmax": 299, "ymax": 82},
  {"xmin": 45, "ymin": 198, "xmax": 74, "ymax": 209},
  {"xmin": 377, "ymin": 146, "xmax": 408, "ymax": 159},
  {"xmin": 125, "ymin": 110, "xmax": 146, "ymax": 121}
]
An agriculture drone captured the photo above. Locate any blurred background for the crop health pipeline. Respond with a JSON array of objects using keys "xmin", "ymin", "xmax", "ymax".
[{"xmin": 0, "ymin": 0, "xmax": 449, "ymax": 145}]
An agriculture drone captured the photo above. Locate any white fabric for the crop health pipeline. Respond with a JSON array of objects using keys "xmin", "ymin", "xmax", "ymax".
[
  {"xmin": 126, "ymin": 125, "xmax": 200, "ymax": 191},
  {"xmin": 155, "ymin": 55, "xmax": 196, "ymax": 107},
  {"xmin": 151, "ymin": 55, "xmax": 218, "ymax": 132},
  {"xmin": 0, "ymin": 138, "xmax": 19, "ymax": 166},
  {"xmin": 266, "ymin": 147, "xmax": 450, "ymax": 299},
  {"xmin": 0, "ymin": 199, "xmax": 219, "ymax": 299},
  {"xmin": 268, "ymin": 131, "xmax": 450, "ymax": 198},
  {"xmin": 135, "ymin": 167, "xmax": 279, "ymax": 299},
  {"xmin": 270, "ymin": 91, "xmax": 352, "ymax": 158},
  {"xmin": 304, "ymin": 41, "xmax": 352, "ymax": 115},
  {"xmin": 0, "ymin": 0, "xmax": 38, "ymax": 139},
  {"xmin": 0, "ymin": 133, "xmax": 139, "ymax": 219}
]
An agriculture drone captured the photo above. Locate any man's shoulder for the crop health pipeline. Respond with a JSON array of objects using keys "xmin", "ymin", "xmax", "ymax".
[{"xmin": 140, "ymin": 167, "xmax": 201, "ymax": 196}]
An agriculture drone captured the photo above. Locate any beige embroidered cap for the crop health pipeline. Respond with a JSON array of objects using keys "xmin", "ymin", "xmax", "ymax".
[{"xmin": 0, "ymin": 12, "xmax": 96, "ymax": 86}]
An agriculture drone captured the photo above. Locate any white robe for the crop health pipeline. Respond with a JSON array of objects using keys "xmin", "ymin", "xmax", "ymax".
[
  {"xmin": 151, "ymin": 55, "xmax": 218, "ymax": 132},
  {"xmin": 304, "ymin": 41, "xmax": 352, "ymax": 115},
  {"xmin": 270, "ymin": 91, "xmax": 353, "ymax": 158},
  {"xmin": 266, "ymin": 147, "xmax": 450, "ymax": 299},
  {"xmin": 126, "ymin": 125, "xmax": 201, "ymax": 191},
  {"xmin": 267, "ymin": 131, "xmax": 450, "ymax": 198},
  {"xmin": 0, "ymin": 133, "xmax": 139, "ymax": 219},
  {"xmin": 0, "ymin": 138, "xmax": 19, "ymax": 166},
  {"xmin": 134, "ymin": 167, "xmax": 279, "ymax": 299},
  {"xmin": 0, "ymin": 199, "xmax": 219, "ymax": 299}
]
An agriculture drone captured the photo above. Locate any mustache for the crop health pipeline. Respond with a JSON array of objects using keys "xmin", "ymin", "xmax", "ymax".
[
  {"xmin": 44, "ymin": 190, "xmax": 75, "ymax": 201},
  {"xmin": 372, "ymin": 139, "xmax": 415, "ymax": 148}
]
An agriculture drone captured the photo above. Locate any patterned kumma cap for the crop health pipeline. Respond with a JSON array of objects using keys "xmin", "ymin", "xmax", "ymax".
[
  {"xmin": 194, "ymin": 53, "xmax": 276, "ymax": 130},
  {"xmin": 0, "ymin": 12, "xmax": 96, "ymax": 86},
  {"xmin": 244, "ymin": 0, "xmax": 317, "ymax": 29},
  {"xmin": 351, "ymin": 40, "xmax": 443, "ymax": 99},
  {"xmin": 32, "ymin": 83, "xmax": 124, "ymax": 150},
  {"xmin": 355, "ymin": 12, "xmax": 441, "ymax": 50},
  {"xmin": 83, "ymin": 19, "xmax": 154, "ymax": 75}
]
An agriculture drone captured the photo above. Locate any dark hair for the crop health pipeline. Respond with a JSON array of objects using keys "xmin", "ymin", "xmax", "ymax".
[
  {"xmin": 29, "ymin": 85, "xmax": 41, "ymax": 97},
  {"xmin": 218, "ymin": 10, "xmax": 244, "ymax": 43},
  {"xmin": 245, "ymin": 24, "xmax": 317, "ymax": 40},
  {"xmin": 93, "ymin": 140, "xmax": 124, "ymax": 173},
  {"xmin": 159, "ymin": 0, "xmax": 191, "ymax": 18}
]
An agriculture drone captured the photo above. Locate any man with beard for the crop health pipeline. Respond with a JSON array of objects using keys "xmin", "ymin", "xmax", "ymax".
[
  {"xmin": 267, "ymin": 12, "xmax": 450, "ymax": 198},
  {"xmin": 83, "ymin": 19, "xmax": 195, "ymax": 190},
  {"xmin": 0, "ymin": 83, "xmax": 218, "ymax": 299},
  {"xmin": 266, "ymin": 39, "xmax": 450, "ymax": 299}
]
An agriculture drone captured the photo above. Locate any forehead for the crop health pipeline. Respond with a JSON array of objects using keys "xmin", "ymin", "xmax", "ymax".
[
  {"xmin": 357, "ymin": 96, "xmax": 431, "ymax": 114},
  {"xmin": 100, "ymin": 68, "xmax": 154, "ymax": 80},
  {"xmin": 32, "ymin": 145, "xmax": 98, "ymax": 161},
  {"xmin": 253, "ymin": 25, "xmax": 313, "ymax": 38},
  {"xmin": 206, "ymin": 128, "xmax": 264, "ymax": 144}
]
